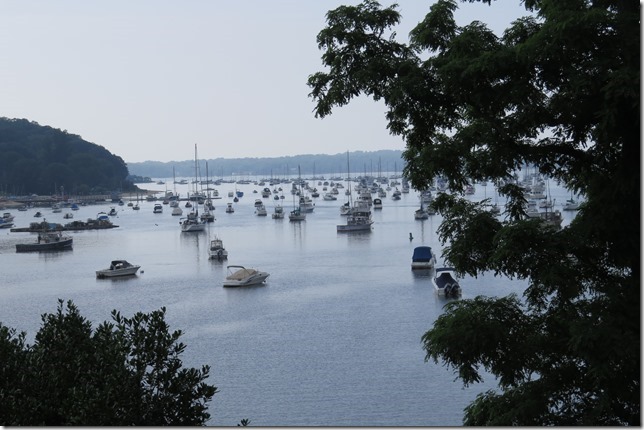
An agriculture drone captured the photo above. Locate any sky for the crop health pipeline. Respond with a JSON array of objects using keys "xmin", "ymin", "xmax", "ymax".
[{"xmin": 0, "ymin": 0, "xmax": 530, "ymax": 163}]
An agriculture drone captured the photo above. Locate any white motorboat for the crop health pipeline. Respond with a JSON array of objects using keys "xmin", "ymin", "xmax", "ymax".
[
  {"xmin": 373, "ymin": 198, "xmax": 383, "ymax": 210},
  {"xmin": 96, "ymin": 260, "xmax": 141, "ymax": 278},
  {"xmin": 432, "ymin": 268, "xmax": 462, "ymax": 297},
  {"xmin": 255, "ymin": 204, "xmax": 268, "ymax": 216},
  {"xmin": 208, "ymin": 236, "xmax": 228, "ymax": 260},
  {"xmin": 153, "ymin": 203, "xmax": 163, "ymax": 213},
  {"xmin": 223, "ymin": 265, "xmax": 269, "ymax": 287},
  {"xmin": 272, "ymin": 205, "xmax": 284, "ymax": 219},
  {"xmin": 414, "ymin": 208, "xmax": 429, "ymax": 219},
  {"xmin": 411, "ymin": 246, "xmax": 436, "ymax": 270},
  {"xmin": 225, "ymin": 202, "xmax": 235, "ymax": 213},
  {"xmin": 323, "ymin": 193, "xmax": 337, "ymax": 201},
  {"xmin": 171, "ymin": 206, "xmax": 183, "ymax": 216},
  {"xmin": 337, "ymin": 201, "xmax": 373, "ymax": 232}
]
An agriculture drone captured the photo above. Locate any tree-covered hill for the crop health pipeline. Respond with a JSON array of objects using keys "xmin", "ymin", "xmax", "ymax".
[
  {"xmin": 127, "ymin": 150, "xmax": 406, "ymax": 180},
  {"xmin": 0, "ymin": 118, "xmax": 135, "ymax": 196}
]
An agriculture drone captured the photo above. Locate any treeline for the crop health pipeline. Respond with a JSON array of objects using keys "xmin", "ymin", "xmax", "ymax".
[
  {"xmin": 0, "ymin": 118, "xmax": 135, "ymax": 196},
  {"xmin": 127, "ymin": 150, "xmax": 407, "ymax": 180}
]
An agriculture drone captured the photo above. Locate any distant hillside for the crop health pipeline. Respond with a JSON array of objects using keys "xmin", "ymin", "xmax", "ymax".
[
  {"xmin": 0, "ymin": 117, "xmax": 135, "ymax": 196},
  {"xmin": 127, "ymin": 150, "xmax": 407, "ymax": 179}
]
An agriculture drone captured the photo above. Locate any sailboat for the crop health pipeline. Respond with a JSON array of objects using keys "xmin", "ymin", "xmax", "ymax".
[
  {"xmin": 180, "ymin": 144, "xmax": 207, "ymax": 232},
  {"xmin": 170, "ymin": 166, "xmax": 183, "ymax": 215},
  {"xmin": 563, "ymin": 191, "xmax": 580, "ymax": 211},
  {"xmin": 337, "ymin": 151, "xmax": 373, "ymax": 232},
  {"xmin": 200, "ymin": 162, "xmax": 215, "ymax": 223},
  {"xmin": 289, "ymin": 166, "xmax": 306, "ymax": 221}
]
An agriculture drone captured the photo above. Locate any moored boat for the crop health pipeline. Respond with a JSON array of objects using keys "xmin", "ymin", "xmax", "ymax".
[
  {"xmin": 16, "ymin": 232, "xmax": 73, "ymax": 253},
  {"xmin": 96, "ymin": 260, "xmax": 141, "ymax": 278},
  {"xmin": 411, "ymin": 246, "xmax": 436, "ymax": 270},
  {"xmin": 432, "ymin": 268, "xmax": 462, "ymax": 297},
  {"xmin": 223, "ymin": 265, "xmax": 269, "ymax": 287},
  {"xmin": 208, "ymin": 236, "xmax": 228, "ymax": 260}
]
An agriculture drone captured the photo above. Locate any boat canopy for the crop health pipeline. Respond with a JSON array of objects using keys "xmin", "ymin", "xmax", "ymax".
[{"xmin": 412, "ymin": 246, "xmax": 433, "ymax": 262}]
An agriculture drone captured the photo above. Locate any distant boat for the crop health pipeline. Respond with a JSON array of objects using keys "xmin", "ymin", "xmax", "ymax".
[
  {"xmin": 255, "ymin": 203, "xmax": 268, "ymax": 216},
  {"xmin": 337, "ymin": 201, "xmax": 373, "ymax": 232},
  {"xmin": 337, "ymin": 152, "xmax": 372, "ymax": 232},
  {"xmin": 96, "ymin": 260, "xmax": 141, "ymax": 278},
  {"xmin": 208, "ymin": 236, "xmax": 228, "ymax": 260},
  {"xmin": 16, "ymin": 232, "xmax": 73, "ymax": 253},
  {"xmin": 411, "ymin": 246, "xmax": 436, "ymax": 270},
  {"xmin": 272, "ymin": 205, "xmax": 284, "ymax": 219}
]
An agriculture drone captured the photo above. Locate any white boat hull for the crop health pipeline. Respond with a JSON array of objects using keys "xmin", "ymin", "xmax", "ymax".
[
  {"xmin": 96, "ymin": 266, "xmax": 140, "ymax": 278},
  {"xmin": 223, "ymin": 266, "xmax": 269, "ymax": 287},
  {"xmin": 96, "ymin": 262, "xmax": 140, "ymax": 278}
]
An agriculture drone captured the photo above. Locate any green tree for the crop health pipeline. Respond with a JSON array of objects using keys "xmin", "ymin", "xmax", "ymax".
[
  {"xmin": 0, "ymin": 300, "xmax": 217, "ymax": 426},
  {"xmin": 309, "ymin": 0, "xmax": 639, "ymax": 425}
]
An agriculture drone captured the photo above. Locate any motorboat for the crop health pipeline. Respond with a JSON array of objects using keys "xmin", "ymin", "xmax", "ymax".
[
  {"xmin": 223, "ymin": 265, "xmax": 269, "ymax": 287},
  {"xmin": 225, "ymin": 202, "xmax": 235, "ymax": 213},
  {"xmin": 208, "ymin": 236, "xmax": 228, "ymax": 260},
  {"xmin": 272, "ymin": 205, "xmax": 284, "ymax": 219},
  {"xmin": 323, "ymin": 193, "xmax": 337, "ymax": 201},
  {"xmin": 2, "ymin": 212, "xmax": 15, "ymax": 222},
  {"xmin": 432, "ymin": 268, "xmax": 462, "ymax": 297},
  {"xmin": 96, "ymin": 260, "xmax": 141, "ymax": 278},
  {"xmin": 153, "ymin": 203, "xmax": 163, "ymax": 213},
  {"xmin": 200, "ymin": 209, "xmax": 215, "ymax": 223},
  {"xmin": 97, "ymin": 212, "xmax": 109, "ymax": 221},
  {"xmin": 373, "ymin": 198, "xmax": 383, "ymax": 210},
  {"xmin": 337, "ymin": 201, "xmax": 373, "ymax": 232},
  {"xmin": 0, "ymin": 219, "xmax": 14, "ymax": 229},
  {"xmin": 171, "ymin": 206, "xmax": 183, "ymax": 216},
  {"xmin": 411, "ymin": 246, "xmax": 436, "ymax": 270},
  {"xmin": 108, "ymin": 207, "xmax": 118, "ymax": 216},
  {"xmin": 16, "ymin": 232, "xmax": 73, "ymax": 252},
  {"xmin": 255, "ymin": 204, "xmax": 268, "ymax": 216}
]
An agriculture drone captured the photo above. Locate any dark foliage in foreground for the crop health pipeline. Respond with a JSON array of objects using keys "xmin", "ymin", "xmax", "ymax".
[
  {"xmin": 0, "ymin": 300, "xmax": 217, "ymax": 425},
  {"xmin": 310, "ymin": 0, "xmax": 639, "ymax": 425}
]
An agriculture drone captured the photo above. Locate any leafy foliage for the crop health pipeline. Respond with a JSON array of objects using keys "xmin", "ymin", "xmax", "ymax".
[
  {"xmin": 0, "ymin": 300, "xmax": 217, "ymax": 426},
  {"xmin": 309, "ymin": 0, "xmax": 639, "ymax": 425},
  {"xmin": 0, "ymin": 117, "xmax": 135, "ymax": 195}
]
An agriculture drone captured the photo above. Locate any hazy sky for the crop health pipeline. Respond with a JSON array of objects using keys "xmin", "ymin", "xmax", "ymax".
[{"xmin": 0, "ymin": 0, "xmax": 529, "ymax": 163}]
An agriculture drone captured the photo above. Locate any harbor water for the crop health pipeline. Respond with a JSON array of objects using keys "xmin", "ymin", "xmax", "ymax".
[{"xmin": 0, "ymin": 178, "xmax": 577, "ymax": 426}]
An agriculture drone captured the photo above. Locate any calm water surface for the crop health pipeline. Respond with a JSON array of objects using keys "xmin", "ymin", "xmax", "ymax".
[{"xmin": 0, "ymin": 179, "xmax": 577, "ymax": 426}]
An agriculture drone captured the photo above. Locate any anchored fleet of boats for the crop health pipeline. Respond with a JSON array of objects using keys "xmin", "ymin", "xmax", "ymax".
[{"xmin": 4, "ymin": 162, "xmax": 579, "ymax": 291}]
